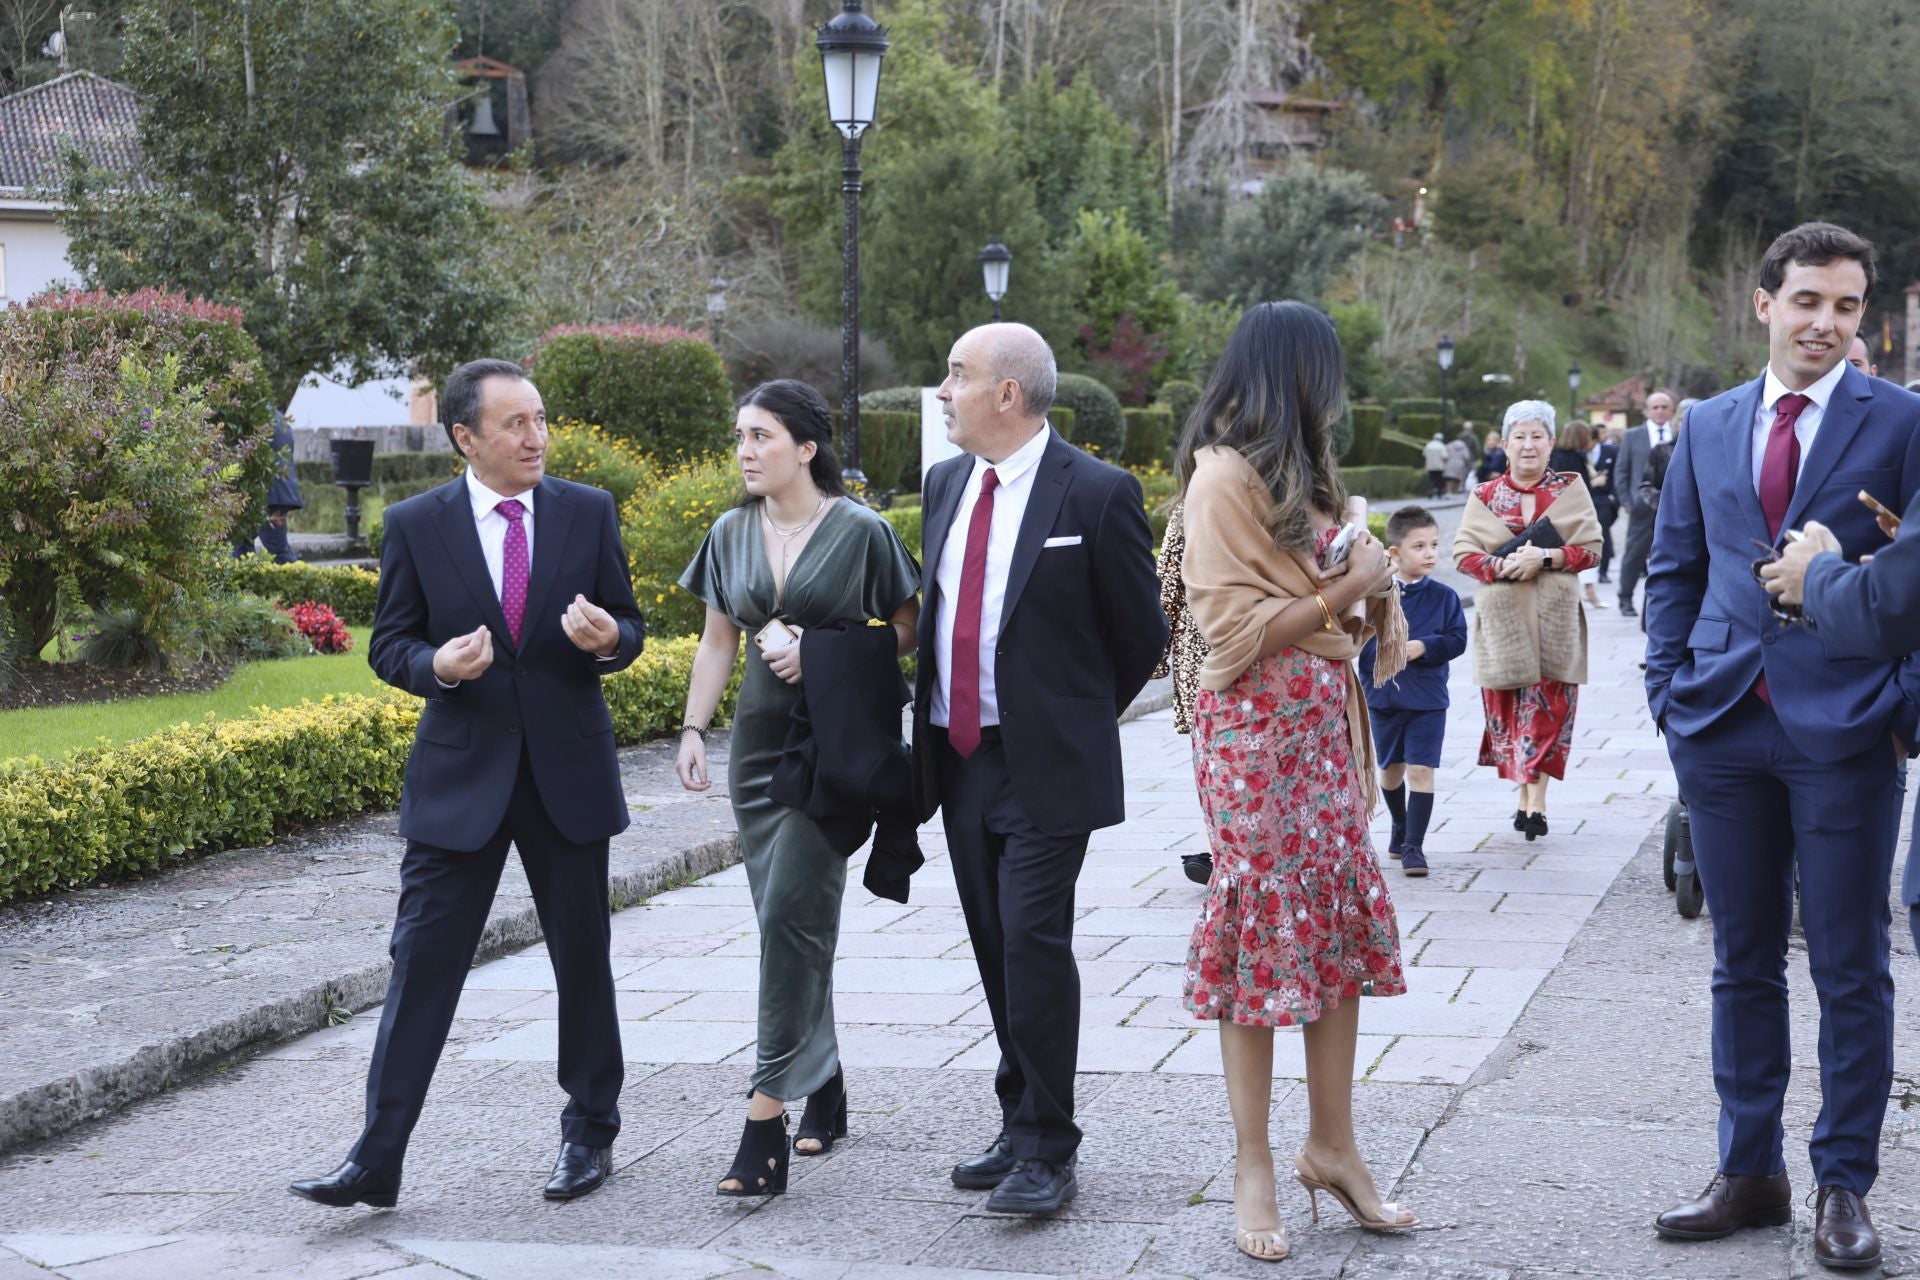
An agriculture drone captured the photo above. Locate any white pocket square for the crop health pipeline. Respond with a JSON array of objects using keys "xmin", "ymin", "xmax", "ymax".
[{"xmin": 1043, "ymin": 535, "xmax": 1084, "ymax": 548}]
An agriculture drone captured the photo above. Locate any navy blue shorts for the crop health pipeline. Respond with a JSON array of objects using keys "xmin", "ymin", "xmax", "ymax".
[{"xmin": 1369, "ymin": 707, "xmax": 1446, "ymax": 768}]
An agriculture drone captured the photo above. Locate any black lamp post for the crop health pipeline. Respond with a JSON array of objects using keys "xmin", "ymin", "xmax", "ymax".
[
  {"xmin": 979, "ymin": 238, "xmax": 1011, "ymax": 323},
  {"xmin": 1436, "ymin": 334, "xmax": 1455, "ymax": 429},
  {"xmin": 328, "ymin": 438, "xmax": 375, "ymax": 543},
  {"xmin": 816, "ymin": 0, "xmax": 889, "ymax": 489},
  {"xmin": 1568, "ymin": 361, "xmax": 1582, "ymax": 427}
]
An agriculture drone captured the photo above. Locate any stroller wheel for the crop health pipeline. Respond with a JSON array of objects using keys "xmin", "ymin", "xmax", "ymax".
[
  {"xmin": 1662, "ymin": 800, "xmax": 1684, "ymax": 892},
  {"xmin": 1676, "ymin": 868, "xmax": 1704, "ymax": 919}
]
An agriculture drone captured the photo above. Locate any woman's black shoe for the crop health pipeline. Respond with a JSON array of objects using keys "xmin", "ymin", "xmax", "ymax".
[
  {"xmin": 1181, "ymin": 852, "xmax": 1214, "ymax": 885},
  {"xmin": 794, "ymin": 1066, "xmax": 848, "ymax": 1157},
  {"xmin": 1523, "ymin": 812, "xmax": 1549, "ymax": 841},
  {"xmin": 1513, "ymin": 809, "xmax": 1528, "ymax": 833},
  {"xmin": 717, "ymin": 1114, "xmax": 789, "ymax": 1197}
]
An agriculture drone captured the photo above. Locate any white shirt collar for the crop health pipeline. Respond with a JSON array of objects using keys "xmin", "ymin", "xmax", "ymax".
[
  {"xmin": 971, "ymin": 423, "xmax": 1052, "ymax": 487},
  {"xmin": 465, "ymin": 467, "xmax": 535, "ymax": 520},
  {"xmin": 1762, "ymin": 358, "xmax": 1847, "ymax": 414}
]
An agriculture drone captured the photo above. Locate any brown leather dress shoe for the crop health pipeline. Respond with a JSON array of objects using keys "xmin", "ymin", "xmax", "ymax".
[
  {"xmin": 1653, "ymin": 1171, "xmax": 1792, "ymax": 1240},
  {"xmin": 1812, "ymin": 1187, "xmax": 1880, "ymax": 1270}
]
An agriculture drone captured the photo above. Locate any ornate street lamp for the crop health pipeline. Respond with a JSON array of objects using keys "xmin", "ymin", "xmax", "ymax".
[
  {"xmin": 979, "ymin": 238, "xmax": 1011, "ymax": 323},
  {"xmin": 1568, "ymin": 361, "xmax": 1582, "ymax": 427},
  {"xmin": 817, "ymin": 0, "xmax": 889, "ymax": 488},
  {"xmin": 1436, "ymin": 334, "xmax": 1455, "ymax": 430}
]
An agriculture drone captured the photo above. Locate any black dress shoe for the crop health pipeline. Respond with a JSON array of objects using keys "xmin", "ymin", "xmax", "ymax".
[
  {"xmin": 985, "ymin": 1157, "xmax": 1077, "ymax": 1215},
  {"xmin": 544, "ymin": 1142, "xmax": 613, "ymax": 1201},
  {"xmin": 1181, "ymin": 852, "xmax": 1214, "ymax": 885},
  {"xmin": 288, "ymin": 1161, "xmax": 400, "ymax": 1208},
  {"xmin": 951, "ymin": 1133, "xmax": 1017, "ymax": 1190},
  {"xmin": 1813, "ymin": 1186, "xmax": 1880, "ymax": 1270},
  {"xmin": 1653, "ymin": 1171, "xmax": 1791, "ymax": 1240},
  {"xmin": 1619, "ymin": 602, "xmax": 1638, "ymax": 618}
]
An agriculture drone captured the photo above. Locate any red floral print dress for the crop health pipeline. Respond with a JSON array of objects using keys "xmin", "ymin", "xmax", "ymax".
[
  {"xmin": 1183, "ymin": 533, "xmax": 1407, "ymax": 1027},
  {"xmin": 1459, "ymin": 472, "xmax": 1596, "ymax": 783}
]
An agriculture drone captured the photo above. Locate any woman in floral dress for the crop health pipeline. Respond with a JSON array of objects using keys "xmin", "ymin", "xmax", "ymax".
[
  {"xmin": 1453, "ymin": 401, "xmax": 1603, "ymax": 840},
  {"xmin": 1175, "ymin": 302, "xmax": 1415, "ymax": 1263}
]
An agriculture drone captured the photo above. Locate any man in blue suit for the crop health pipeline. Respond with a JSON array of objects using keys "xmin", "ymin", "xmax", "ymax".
[
  {"xmin": 290, "ymin": 359, "xmax": 646, "ymax": 1209},
  {"xmin": 1644, "ymin": 222, "xmax": 1920, "ymax": 1271},
  {"xmin": 1762, "ymin": 486, "xmax": 1920, "ymax": 960}
]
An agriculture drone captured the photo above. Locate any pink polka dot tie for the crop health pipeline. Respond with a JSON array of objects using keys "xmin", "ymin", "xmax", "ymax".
[{"xmin": 498, "ymin": 499, "xmax": 527, "ymax": 646}]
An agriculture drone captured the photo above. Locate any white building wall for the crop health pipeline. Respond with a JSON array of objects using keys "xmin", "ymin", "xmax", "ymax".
[{"xmin": 0, "ymin": 211, "xmax": 80, "ymax": 304}]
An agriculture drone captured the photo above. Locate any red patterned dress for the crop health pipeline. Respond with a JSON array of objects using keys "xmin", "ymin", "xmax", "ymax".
[
  {"xmin": 1459, "ymin": 472, "xmax": 1597, "ymax": 783},
  {"xmin": 1183, "ymin": 533, "xmax": 1407, "ymax": 1027}
]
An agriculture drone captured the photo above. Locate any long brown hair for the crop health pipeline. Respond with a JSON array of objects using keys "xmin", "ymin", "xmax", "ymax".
[{"xmin": 1174, "ymin": 301, "xmax": 1348, "ymax": 554}]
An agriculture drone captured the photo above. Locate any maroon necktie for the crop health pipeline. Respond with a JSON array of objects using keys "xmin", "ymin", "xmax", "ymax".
[
  {"xmin": 947, "ymin": 467, "xmax": 999, "ymax": 758},
  {"xmin": 1755, "ymin": 394, "xmax": 1810, "ymax": 706},
  {"xmin": 498, "ymin": 498, "xmax": 528, "ymax": 646},
  {"xmin": 1759, "ymin": 393, "xmax": 1810, "ymax": 540}
]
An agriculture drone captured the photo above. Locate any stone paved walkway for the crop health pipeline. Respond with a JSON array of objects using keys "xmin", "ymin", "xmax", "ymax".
[{"xmin": 1, "ymin": 598, "xmax": 1913, "ymax": 1278}]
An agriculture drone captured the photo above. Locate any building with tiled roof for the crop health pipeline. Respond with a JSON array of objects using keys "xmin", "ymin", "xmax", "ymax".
[{"xmin": 0, "ymin": 71, "xmax": 144, "ymax": 304}]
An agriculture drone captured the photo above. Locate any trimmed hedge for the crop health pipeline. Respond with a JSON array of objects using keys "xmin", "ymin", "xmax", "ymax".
[
  {"xmin": 226, "ymin": 557, "xmax": 381, "ymax": 626},
  {"xmin": 1391, "ymin": 398, "xmax": 1448, "ymax": 422},
  {"xmin": 882, "ymin": 505, "xmax": 922, "ymax": 562},
  {"xmin": 1375, "ymin": 429, "xmax": 1430, "ymax": 468},
  {"xmin": 0, "ymin": 636, "xmax": 742, "ymax": 903},
  {"xmin": 531, "ymin": 325, "xmax": 733, "ymax": 461},
  {"xmin": 1052, "ymin": 373, "xmax": 1126, "ymax": 460},
  {"xmin": 1121, "ymin": 406, "xmax": 1175, "ymax": 469},
  {"xmin": 832, "ymin": 409, "xmax": 921, "ymax": 496},
  {"xmin": 1339, "ymin": 465, "xmax": 1428, "ymax": 499},
  {"xmin": 1346, "ymin": 404, "xmax": 1386, "ymax": 465},
  {"xmin": 860, "ymin": 386, "xmax": 925, "ymax": 412},
  {"xmin": 1153, "ymin": 380, "xmax": 1202, "ymax": 437}
]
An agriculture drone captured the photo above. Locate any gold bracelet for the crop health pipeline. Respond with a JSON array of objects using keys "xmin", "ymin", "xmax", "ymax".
[{"xmin": 1314, "ymin": 592, "xmax": 1339, "ymax": 633}]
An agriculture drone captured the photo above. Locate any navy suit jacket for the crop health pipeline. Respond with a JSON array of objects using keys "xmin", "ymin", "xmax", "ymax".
[
  {"xmin": 1644, "ymin": 364, "xmax": 1920, "ymax": 764},
  {"xmin": 912, "ymin": 429, "xmax": 1167, "ymax": 836},
  {"xmin": 1804, "ymin": 481, "xmax": 1920, "ymax": 906},
  {"xmin": 370, "ymin": 474, "xmax": 646, "ymax": 851}
]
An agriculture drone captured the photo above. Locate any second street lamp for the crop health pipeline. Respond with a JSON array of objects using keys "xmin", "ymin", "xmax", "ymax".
[
  {"xmin": 816, "ymin": 0, "xmax": 889, "ymax": 489},
  {"xmin": 979, "ymin": 237, "xmax": 1011, "ymax": 323},
  {"xmin": 1436, "ymin": 334, "xmax": 1455, "ymax": 432}
]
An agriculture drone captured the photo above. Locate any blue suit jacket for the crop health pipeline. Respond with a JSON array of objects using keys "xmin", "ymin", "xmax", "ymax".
[
  {"xmin": 1643, "ymin": 364, "xmax": 1920, "ymax": 763},
  {"xmin": 1803, "ymin": 481, "xmax": 1920, "ymax": 906},
  {"xmin": 369, "ymin": 474, "xmax": 646, "ymax": 852}
]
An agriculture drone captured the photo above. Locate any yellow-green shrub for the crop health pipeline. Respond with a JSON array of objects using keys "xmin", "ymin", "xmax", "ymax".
[
  {"xmin": 544, "ymin": 419, "xmax": 656, "ymax": 509},
  {"xmin": 881, "ymin": 506, "xmax": 922, "ymax": 563},
  {"xmin": 621, "ymin": 453, "xmax": 744, "ymax": 638},
  {"xmin": 0, "ymin": 636, "xmax": 741, "ymax": 902},
  {"xmin": 225, "ymin": 556, "xmax": 380, "ymax": 625}
]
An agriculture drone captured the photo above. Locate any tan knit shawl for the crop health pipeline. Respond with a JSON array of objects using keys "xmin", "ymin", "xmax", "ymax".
[
  {"xmin": 1452, "ymin": 473, "xmax": 1603, "ymax": 690},
  {"xmin": 1181, "ymin": 445, "xmax": 1407, "ymax": 811}
]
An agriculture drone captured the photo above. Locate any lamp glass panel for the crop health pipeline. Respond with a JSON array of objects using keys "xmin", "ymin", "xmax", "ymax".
[
  {"xmin": 982, "ymin": 259, "xmax": 1009, "ymax": 299},
  {"xmin": 848, "ymin": 50, "xmax": 882, "ymax": 133},
  {"xmin": 821, "ymin": 49, "xmax": 854, "ymax": 128}
]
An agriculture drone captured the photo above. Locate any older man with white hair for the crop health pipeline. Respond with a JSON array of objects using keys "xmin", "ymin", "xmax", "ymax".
[{"xmin": 912, "ymin": 323, "xmax": 1166, "ymax": 1215}]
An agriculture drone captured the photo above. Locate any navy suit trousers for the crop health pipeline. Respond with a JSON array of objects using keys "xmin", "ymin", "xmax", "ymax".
[{"xmin": 1667, "ymin": 696, "xmax": 1899, "ymax": 1195}]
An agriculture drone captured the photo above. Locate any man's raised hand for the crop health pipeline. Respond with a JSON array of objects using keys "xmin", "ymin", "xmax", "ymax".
[{"xmin": 432, "ymin": 625, "xmax": 495, "ymax": 683}]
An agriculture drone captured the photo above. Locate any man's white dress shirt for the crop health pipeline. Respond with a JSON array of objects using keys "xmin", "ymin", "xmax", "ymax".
[
  {"xmin": 1751, "ymin": 358, "xmax": 1846, "ymax": 490},
  {"xmin": 930, "ymin": 425, "xmax": 1052, "ymax": 729}
]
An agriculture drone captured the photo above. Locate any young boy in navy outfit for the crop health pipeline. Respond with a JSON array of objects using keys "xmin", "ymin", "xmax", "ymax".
[{"xmin": 1358, "ymin": 507, "xmax": 1468, "ymax": 876}]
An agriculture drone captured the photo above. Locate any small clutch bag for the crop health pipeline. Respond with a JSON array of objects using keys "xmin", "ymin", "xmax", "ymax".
[{"xmin": 1491, "ymin": 516, "xmax": 1565, "ymax": 558}]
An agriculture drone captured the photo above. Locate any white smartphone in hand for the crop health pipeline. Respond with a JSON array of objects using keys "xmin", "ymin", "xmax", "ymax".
[{"xmin": 1321, "ymin": 521, "xmax": 1363, "ymax": 570}]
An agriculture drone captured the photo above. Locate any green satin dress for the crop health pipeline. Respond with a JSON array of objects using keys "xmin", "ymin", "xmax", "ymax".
[{"xmin": 678, "ymin": 498, "xmax": 920, "ymax": 1100}]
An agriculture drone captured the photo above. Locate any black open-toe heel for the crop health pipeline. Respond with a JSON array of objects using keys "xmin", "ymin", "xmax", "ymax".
[
  {"xmin": 716, "ymin": 1114, "xmax": 789, "ymax": 1197},
  {"xmin": 794, "ymin": 1066, "xmax": 848, "ymax": 1157}
]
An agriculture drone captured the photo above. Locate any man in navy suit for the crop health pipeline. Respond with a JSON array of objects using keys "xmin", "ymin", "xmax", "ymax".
[
  {"xmin": 291, "ymin": 359, "xmax": 646, "ymax": 1209},
  {"xmin": 1644, "ymin": 223, "xmax": 1920, "ymax": 1270}
]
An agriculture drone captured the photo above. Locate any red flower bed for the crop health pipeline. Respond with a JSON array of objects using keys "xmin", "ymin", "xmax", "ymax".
[{"xmin": 283, "ymin": 601, "xmax": 352, "ymax": 654}]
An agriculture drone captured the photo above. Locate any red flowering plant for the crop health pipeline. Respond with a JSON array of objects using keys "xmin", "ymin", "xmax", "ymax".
[{"xmin": 283, "ymin": 601, "xmax": 352, "ymax": 654}]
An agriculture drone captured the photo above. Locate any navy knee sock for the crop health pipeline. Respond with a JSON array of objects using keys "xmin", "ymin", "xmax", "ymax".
[
  {"xmin": 1383, "ymin": 783, "xmax": 1407, "ymax": 827},
  {"xmin": 1406, "ymin": 790, "xmax": 1435, "ymax": 851}
]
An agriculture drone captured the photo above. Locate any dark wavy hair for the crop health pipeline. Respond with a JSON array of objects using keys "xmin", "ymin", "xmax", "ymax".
[
  {"xmin": 1174, "ymin": 301, "xmax": 1348, "ymax": 554},
  {"xmin": 738, "ymin": 379, "xmax": 847, "ymax": 497},
  {"xmin": 1758, "ymin": 221, "xmax": 1876, "ymax": 299}
]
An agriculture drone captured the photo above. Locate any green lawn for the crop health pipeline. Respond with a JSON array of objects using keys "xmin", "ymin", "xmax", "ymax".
[{"xmin": 1, "ymin": 627, "xmax": 384, "ymax": 763}]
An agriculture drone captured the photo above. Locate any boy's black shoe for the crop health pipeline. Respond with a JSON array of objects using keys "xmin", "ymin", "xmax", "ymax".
[
  {"xmin": 1400, "ymin": 848, "xmax": 1429, "ymax": 877},
  {"xmin": 1388, "ymin": 823, "xmax": 1405, "ymax": 858}
]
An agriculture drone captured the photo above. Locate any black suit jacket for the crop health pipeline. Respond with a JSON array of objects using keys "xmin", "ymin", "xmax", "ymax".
[
  {"xmin": 369, "ymin": 474, "xmax": 646, "ymax": 852},
  {"xmin": 912, "ymin": 429, "xmax": 1167, "ymax": 836}
]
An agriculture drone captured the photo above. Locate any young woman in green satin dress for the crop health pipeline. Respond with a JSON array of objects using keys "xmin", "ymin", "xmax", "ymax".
[{"xmin": 674, "ymin": 379, "xmax": 921, "ymax": 1197}]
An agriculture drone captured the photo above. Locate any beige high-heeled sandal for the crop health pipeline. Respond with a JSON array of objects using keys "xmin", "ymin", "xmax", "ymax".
[
  {"xmin": 1294, "ymin": 1153, "xmax": 1418, "ymax": 1231},
  {"xmin": 1235, "ymin": 1224, "xmax": 1290, "ymax": 1262}
]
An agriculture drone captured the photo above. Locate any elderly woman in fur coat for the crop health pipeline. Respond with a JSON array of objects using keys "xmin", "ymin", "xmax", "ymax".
[{"xmin": 1454, "ymin": 400, "xmax": 1604, "ymax": 841}]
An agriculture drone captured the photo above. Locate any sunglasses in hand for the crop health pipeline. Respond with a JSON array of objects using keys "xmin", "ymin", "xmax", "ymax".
[{"xmin": 1748, "ymin": 537, "xmax": 1805, "ymax": 624}]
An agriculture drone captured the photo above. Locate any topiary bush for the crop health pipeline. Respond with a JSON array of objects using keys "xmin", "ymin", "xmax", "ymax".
[
  {"xmin": 1346, "ymin": 404, "xmax": 1386, "ymax": 465},
  {"xmin": 543, "ymin": 419, "xmax": 656, "ymax": 509},
  {"xmin": 531, "ymin": 324, "xmax": 733, "ymax": 462},
  {"xmin": 621, "ymin": 453, "xmax": 745, "ymax": 638},
  {"xmin": 1121, "ymin": 406, "xmax": 1175, "ymax": 469},
  {"xmin": 860, "ymin": 385, "xmax": 926, "ymax": 412},
  {"xmin": 1396, "ymin": 415, "xmax": 1445, "ymax": 448},
  {"xmin": 1339, "ymin": 465, "xmax": 1428, "ymax": 499},
  {"xmin": 1373, "ymin": 431, "xmax": 1429, "ymax": 468},
  {"xmin": 881, "ymin": 506, "xmax": 921, "ymax": 563},
  {"xmin": 1154, "ymin": 379, "xmax": 1203, "ymax": 437},
  {"xmin": 1330, "ymin": 405, "xmax": 1355, "ymax": 466},
  {"xmin": 832, "ymin": 410, "xmax": 920, "ymax": 497},
  {"xmin": 1051, "ymin": 373, "xmax": 1126, "ymax": 460}
]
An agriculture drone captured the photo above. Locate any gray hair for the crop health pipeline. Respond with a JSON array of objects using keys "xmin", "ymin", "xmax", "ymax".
[
  {"xmin": 1502, "ymin": 399, "xmax": 1557, "ymax": 437},
  {"xmin": 985, "ymin": 323, "xmax": 1057, "ymax": 417}
]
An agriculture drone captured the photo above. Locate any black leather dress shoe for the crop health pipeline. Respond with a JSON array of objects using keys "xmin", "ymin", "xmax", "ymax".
[
  {"xmin": 952, "ymin": 1133, "xmax": 1017, "ymax": 1189},
  {"xmin": 288, "ymin": 1161, "xmax": 400, "ymax": 1208},
  {"xmin": 984, "ymin": 1157, "xmax": 1077, "ymax": 1215},
  {"xmin": 544, "ymin": 1142, "xmax": 613, "ymax": 1201},
  {"xmin": 1619, "ymin": 602, "xmax": 1638, "ymax": 617},
  {"xmin": 1653, "ymin": 1171, "xmax": 1791, "ymax": 1240},
  {"xmin": 1813, "ymin": 1187, "xmax": 1880, "ymax": 1270}
]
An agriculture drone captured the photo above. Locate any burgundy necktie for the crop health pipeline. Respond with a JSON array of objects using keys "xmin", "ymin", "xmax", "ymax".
[
  {"xmin": 1755, "ymin": 394, "xmax": 1810, "ymax": 706},
  {"xmin": 498, "ymin": 498, "xmax": 528, "ymax": 646},
  {"xmin": 947, "ymin": 467, "xmax": 999, "ymax": 758}
]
